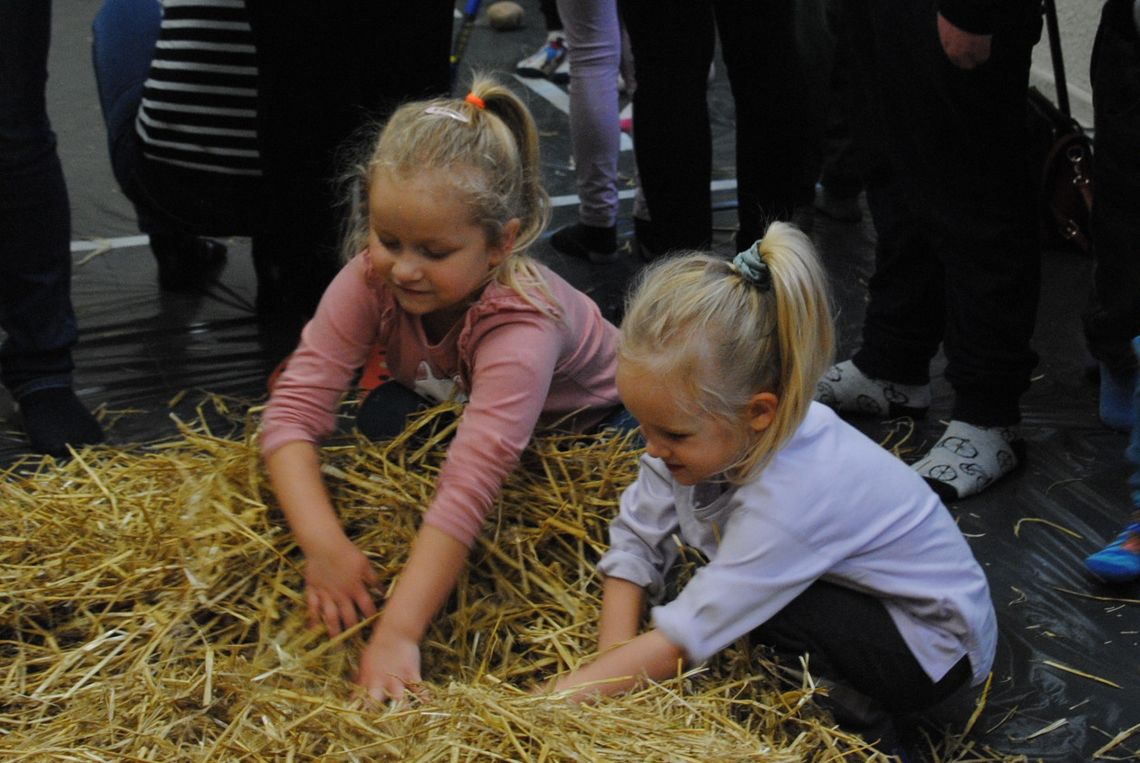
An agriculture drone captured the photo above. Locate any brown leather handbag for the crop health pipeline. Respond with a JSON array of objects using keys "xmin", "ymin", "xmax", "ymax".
[{"xmin": 1026, "ymin": 85, "xmax": 1093, "ymax": 254}]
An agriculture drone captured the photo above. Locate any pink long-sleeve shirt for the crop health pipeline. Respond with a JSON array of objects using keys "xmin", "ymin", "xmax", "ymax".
[{"xmin": 260, "ymin": 252, "xmax": 621, "ymax": 546}]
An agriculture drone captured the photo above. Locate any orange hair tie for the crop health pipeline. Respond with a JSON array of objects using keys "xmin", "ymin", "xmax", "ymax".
[{"xmin": 464, "ymin": 92, "xmax": 486, "ymax": 110}]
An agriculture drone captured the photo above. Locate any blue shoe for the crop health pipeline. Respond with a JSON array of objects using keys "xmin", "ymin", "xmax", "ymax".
[
  {"xmin": 1099, "ymin": 362, "xmax": 1137, "ymax": 433},
  {"xmin": 1085, "ymin": 521, "xmax": 1140, "ymax": 583}
]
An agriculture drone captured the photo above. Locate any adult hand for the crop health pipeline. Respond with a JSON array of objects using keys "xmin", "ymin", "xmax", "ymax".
[
  {"xmin": 303, "ymin": 537, "xmax": 378, "ymax": 636},
  {"xmin": 355, "ymin": 624, "xmax": 423, "ymax": 703},
  {"xmin": 937, "ymin": 13, "xmax": 992, "ymax": 69}
]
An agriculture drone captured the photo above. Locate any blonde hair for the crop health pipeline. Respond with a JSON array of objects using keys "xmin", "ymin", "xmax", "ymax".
[
  {"xmin": 341, "ymin": 75, "xmax": 556, "ymax": 312},
  {"xmin": 620, "ymin": 221, "xmax": 835, "ymax": 481}
]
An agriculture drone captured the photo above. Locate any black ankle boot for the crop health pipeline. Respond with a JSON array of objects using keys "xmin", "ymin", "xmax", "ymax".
[{"xmin": 150, "ymin": 235, "xmax": 227, "ymax": 292}]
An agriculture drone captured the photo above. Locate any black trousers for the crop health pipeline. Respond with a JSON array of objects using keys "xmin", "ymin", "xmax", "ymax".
[
  {"xmin": 1083, "ymin": 0, "xmax": 1140, "ymax": 376},
  {"xmin": 619, "ymin": 0, "xmax": 813, "ymax": 254},
  {"xmin": 245, "ymin": 1, "xmax": 452, "ymax": 318},
  {"xmin": 752, "ymin": 580, "xmax": 972, "ymax": 718},
  {"xmin": 846, "ymin": 0, "xmax": 1042, "ymax": 427}
]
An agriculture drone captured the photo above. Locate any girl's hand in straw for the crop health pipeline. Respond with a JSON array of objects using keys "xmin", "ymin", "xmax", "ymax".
[
  {"xmin": 303, "ymin": 537, "xmax": 379, "ymax": 636},
  {"xmin": 356, "ymin": 623, "xmax": 424, "ymax": 703}
]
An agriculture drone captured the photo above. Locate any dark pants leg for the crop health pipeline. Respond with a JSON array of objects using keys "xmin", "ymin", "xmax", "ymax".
[
  {"xmin": 357, "ymin": 381, "xmax": 436, "ymax": 441},
  {"xmin": 752, "ymin": 580, "xmax": 971, "ymax": 716},
  {"xmin": 620, "ymin": 0, "xmax": 811, "ymax": 253},
  {"xmin": 0, "ymin": 0, "xmax": 77, "ymax": 396},
  {"xmin": 246, "ymin": 0, "xmax": 451, "ymax": 318},
  {"xmin": 818, "ymin": 18, "xmax": 865, "ymax": 200},
  {"xmin": 1083, "ymin": 0, "xmax": 1140, "ymax": 377},
  {"xmin": 539, "ymin": 0, "xmax": 562, "ymax": 31},
  {"xmin": 619, "ymin": 0, "xmax": 716, "ymax": 253},
  {"xmin": 715, "ymin": 0, "xmax": 812, "ymax": 248},
  {"xmin": 846, "ymin": 0, "xmax": 1041, "ymax": 426}
]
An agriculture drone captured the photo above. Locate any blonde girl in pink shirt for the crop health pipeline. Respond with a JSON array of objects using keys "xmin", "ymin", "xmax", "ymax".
[{"xmin": 260, "ymin": 77, "xmax": 626, "ymax": 701}]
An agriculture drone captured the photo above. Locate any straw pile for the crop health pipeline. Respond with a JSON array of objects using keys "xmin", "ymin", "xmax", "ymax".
[{"xmin": 1, "ymin": 398, "xmax": 1013, "ymax": 761}]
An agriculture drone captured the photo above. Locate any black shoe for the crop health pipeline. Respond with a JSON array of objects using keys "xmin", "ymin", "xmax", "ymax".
[
  {"xmin": 550, "ymin": 223, "xmax": 619, "ymax": 264},
  {"xmin": 150, "ymin": 235, "xmax": 227, "ymax": 292},
  {"xmin": 17, "ymin": 387, "xmax": 105, "ymax": 458},
  {"xmin": 633, "ymin": 217, "xmax": 666, "ymax": 262}
]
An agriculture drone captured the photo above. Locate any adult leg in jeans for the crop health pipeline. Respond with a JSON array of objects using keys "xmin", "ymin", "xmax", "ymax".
[
  {"xmin": 91, "ymin": 0, "xmax": 229, "ymax": 292},
  {"xmin": 0, "ymin": 0, "xmax": 103, "ymax": 455},
  {"xmin": 1083, "ymin": 0, "xmax": 1140, "ymax": 432}
]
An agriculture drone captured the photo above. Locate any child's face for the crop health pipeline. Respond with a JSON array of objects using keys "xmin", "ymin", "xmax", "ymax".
[
  {"xmin": 367, "ymin": 168, "xmax": 518, "ymax": 330},
  {"xmin": 617, "ymin": 361, "xmax": 755, "ymax": 485}
]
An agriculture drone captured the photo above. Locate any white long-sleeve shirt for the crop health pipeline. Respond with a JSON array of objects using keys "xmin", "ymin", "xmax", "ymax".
[{"xmin": 598, "ymin": 402, "xmax": 997, "ymax": 686}]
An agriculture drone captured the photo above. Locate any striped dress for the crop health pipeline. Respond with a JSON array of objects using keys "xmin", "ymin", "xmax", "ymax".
[{"xmin": 135, "ymin": 0, "xmax": 261, "ymax": 178}]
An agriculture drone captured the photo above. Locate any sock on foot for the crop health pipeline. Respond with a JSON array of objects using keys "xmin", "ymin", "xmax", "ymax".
[
  {"xmin": 17, "ymin": 387, "xmax": 105, "ymax": 457},
  {"xmin": 815, "ymin": 360, "xmax": 931, "ymax": 418},
  {"xmin": 550, "ymin": 222, "xmax": 618, "ymax": 264},
  {"xmin": 912, "ymin": 420, "xmax": 1023, "ymax": 501},
  {"xmin": 1085, "ymin": 515, "xmax": 1140, "ymax": 583}
]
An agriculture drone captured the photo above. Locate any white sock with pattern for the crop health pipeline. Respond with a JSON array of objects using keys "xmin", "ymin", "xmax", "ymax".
[
  {"xmin": 815, "ymin": 360, "xmax": 931, "ymax": 418},
  {"xmin": 912, "ymin": 420, "xmax": 1023, "ymax": 500}
]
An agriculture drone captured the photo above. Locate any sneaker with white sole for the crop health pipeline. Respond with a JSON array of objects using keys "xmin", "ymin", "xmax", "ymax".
[{"xmin": 516, "ymin": 31, "xmax": 568, "ymax": 79}]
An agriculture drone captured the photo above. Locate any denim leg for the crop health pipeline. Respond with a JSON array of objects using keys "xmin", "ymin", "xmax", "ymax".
[
  {"xmin": 1130, "ymin": 337, "xmax": 1140, "ymax": 510},
  {"xmin": 91, "ymin": 0, "xmax": 161, "ymax": 181},
  {"xmin": 557, "ymin": 0, "xmax": 621, "ymax": 229},
  {"xmin": 1083, "ymin": 0, "xmax": 1140, "ymax": 376},
  {"xmin": 0, "ymin": 0, "xmax": 77, "ymax": 396}
]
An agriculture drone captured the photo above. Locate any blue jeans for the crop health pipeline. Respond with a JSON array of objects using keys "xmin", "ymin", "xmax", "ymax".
[
  {"xmin": 91, "ymin": 0, "xmax": 260, "ymax": 238},
  {"xmin": 1083, "ymin": 0, "xmax": 1140, "ymax": 378},
  {"xmin": 0, "ymin": 0, "xmax": 78, "ymax": 397}
]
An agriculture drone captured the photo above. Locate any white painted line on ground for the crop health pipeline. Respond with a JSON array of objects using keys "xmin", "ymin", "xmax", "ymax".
[{"xmin": 71, "ymin": 234, "xmax": 149, "ymax": 253}]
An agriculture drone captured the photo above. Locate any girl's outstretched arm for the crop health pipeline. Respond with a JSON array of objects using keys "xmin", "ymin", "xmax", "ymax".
[
  {"xmin": 266, "ymin": 441, "xmax": 379, "ymax": 635},
  {"xmin": 596, "ymin": 577, "xmax": 646, "ymax": 652},
  {"xmin": 550, "ymin": 629, "xmax": 686, "ymax": 702},
  {"xmin": 355, "ymin": 524, "xmax": 469, "ymax": 701}
]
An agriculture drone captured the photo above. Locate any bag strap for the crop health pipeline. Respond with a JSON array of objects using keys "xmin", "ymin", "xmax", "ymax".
[{"xmin": 1042, "ymin": 0, "xmax": 1071, "ymax": 117}]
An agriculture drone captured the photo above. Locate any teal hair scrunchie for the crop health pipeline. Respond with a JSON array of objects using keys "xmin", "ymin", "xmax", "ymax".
[{"xmin": 731, "ymin": 241, "xmax": 772, "ymax": 292}]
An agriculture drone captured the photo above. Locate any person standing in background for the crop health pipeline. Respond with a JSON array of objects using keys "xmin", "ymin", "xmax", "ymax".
[
  {"xmin": 0, "ymin": 0, "xmax": 104, "ymax": 457},
  {"xmin": 815, "ymin": 0, "xmax": 1043, "ymax": 501}
]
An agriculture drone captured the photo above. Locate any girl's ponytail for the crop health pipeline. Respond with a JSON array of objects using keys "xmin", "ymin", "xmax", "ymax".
[
  {"xmin": 469, "ymin": 79, "xmax": 550, "ymax": 254},
  {"xmin": 619, "ymin": 221, "xmax": 834, "ymax": 480}
]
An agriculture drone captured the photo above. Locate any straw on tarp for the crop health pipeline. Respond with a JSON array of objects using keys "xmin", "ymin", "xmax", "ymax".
[{"xmin": 0, "ymin": 397, "xmax": 1013, "ymax": 761}]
